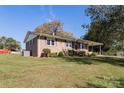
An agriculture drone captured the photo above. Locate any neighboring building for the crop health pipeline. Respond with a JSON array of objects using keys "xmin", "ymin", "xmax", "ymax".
[
  {"xmin": 24, "ymin": 31, "xmax": 103, "ymax": 57},
  {"xmin": 116, "ymin": 52, "xmax": 124, "ymax": 56}
]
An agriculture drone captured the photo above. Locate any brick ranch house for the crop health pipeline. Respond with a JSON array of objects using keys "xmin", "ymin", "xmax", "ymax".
[{"xmin": 24, "ymin": 31, "xmax": 103, "ymax": 57}]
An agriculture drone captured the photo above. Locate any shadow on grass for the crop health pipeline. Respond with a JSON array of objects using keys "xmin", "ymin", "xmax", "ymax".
[
  {"xmin": 62, "ymin": 56, "xmax": 124, "ymax": 67},
  {"xmin": 74, "ymin": 83, "xmax": 105, "ymax": 88},
  {"xmin": 92, "ymin": 57, "xmax": 124, "ymax": 67},
  {"xmin": 116, "ymin": 78, "xmax": 124, "ymax": 88},
  {"xmin": 87, "ymin": 76, "xmax": 124, "ymax": 88},
  {"xmin": 87, "ymin": 83, "xmax": 107, "ymax": 88},
  {"xmin": 62, "ymin": 56, "xmax": 93, "ymax": 65}
]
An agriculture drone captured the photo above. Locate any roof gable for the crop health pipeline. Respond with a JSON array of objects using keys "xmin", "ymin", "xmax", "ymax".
[{"xmin": 24, "ymin": 31, "xmax": 37, "ymax": 43}]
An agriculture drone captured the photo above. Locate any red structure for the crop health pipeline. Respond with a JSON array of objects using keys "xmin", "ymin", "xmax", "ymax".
[{"xmin": 0, "ymin": 49, "xmax": 11, "ymax": 54}]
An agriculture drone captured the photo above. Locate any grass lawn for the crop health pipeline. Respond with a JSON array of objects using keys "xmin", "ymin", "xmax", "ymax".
[{"xmin": 0, "ymin": 54, "xmax": 124, "ymax": 88}]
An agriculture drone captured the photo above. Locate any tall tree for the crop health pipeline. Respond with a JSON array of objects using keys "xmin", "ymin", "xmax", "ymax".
[
  {"xmin": 82, "ymin": 5, "xmax": 124, "ymax": 51},
  {"xmin": 35, "ymin": 20, "xmax": 63, "ymax": 34},
  {"xmin": 34, "ymin": 20, "xmax": 74, "ymax": 38}
]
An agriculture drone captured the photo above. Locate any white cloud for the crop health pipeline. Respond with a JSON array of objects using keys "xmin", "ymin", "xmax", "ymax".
[{"xmin": 39, "ymin": 5, "xmax": 57, "ymax": 22}]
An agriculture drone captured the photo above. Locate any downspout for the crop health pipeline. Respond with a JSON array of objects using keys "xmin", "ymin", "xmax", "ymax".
[{"xmin": 37, "ymin": 35, "xmax": 41, "ymax": 57}]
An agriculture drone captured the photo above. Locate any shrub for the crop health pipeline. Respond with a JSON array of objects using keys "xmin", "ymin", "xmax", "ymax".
[
  {"xmin": 78, "ymin": 51, "xmax": 86, "ymax": 56},
  {"xmin": 42, "ymin": 48, "xmax": 51, "ymax": 57},
  {"xmin": 58, "ymin": 52, "xmax": 64, "ymax": 57},
  {"xmin": 89, "ymin": 52, "xmax": 96, "ymax": 57},
  {"xmin": 49, "ymin": 52, "xmax": 58, "ymax": 57},
  {"xmin": 106, "ymin": 48, "xmax": 118, "ymax": 56},
  {"xmin": 68, "ymin": 50, "xmax": 74, "ymax": 56},
  {"xmin": 74, "ymin": 51, "xmax": 78, "ymax": 56}
]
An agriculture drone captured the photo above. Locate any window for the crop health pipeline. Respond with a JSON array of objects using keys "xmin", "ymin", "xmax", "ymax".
[
  {"xmin": 51, "ymin": 40, "xmax": 54, "ymax": 45},
  {"xmin": 80, "ymin": 44, "xmax": 82, "ymax": 49},
  {"xmin": 28, "ymin": 41, "xmax": 30, "ymax": 47},
  {"xmin": 82, "ymin": 44, "xmax": 85, "ymax": 49},
  {"xmin": 30, "ymin": 40, "xmax": 32, "ymax": 46},
  {"xmin": 66, "ymin": 42, "xmax": 68, "ymax": 47},
  {"xmin": 47, "ymin": 40, "xmax": 50, "ymax": 45},
  {"xmin": 80, "ymin": 44, "xmax": 85, "ymax": 49},
  {"xmin": 66, "ymin": 41, "xmax": 72, "ymax": 47},
  {"xmin": 69, "ymin": 42, "xmax": 72, "ymax": 47},
  {"xmin": 47, "ymin": 39, "xmax": 55, "ymax": 46}
]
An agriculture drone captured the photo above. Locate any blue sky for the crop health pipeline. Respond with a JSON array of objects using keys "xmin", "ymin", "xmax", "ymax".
[{"xmin": 0, "ymin": 5, "xmax": 90, "ymax": 49}]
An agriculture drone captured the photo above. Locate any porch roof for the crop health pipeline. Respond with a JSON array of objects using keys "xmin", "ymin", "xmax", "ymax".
[{"xmin": 77, "ymin": 39, "xmax": 103, "ymax": 46}]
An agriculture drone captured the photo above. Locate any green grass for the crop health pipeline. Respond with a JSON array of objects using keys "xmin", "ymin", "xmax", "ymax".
[{"xmin": 0, "ymin": 54, "xmax": 124, "ymax": 88}]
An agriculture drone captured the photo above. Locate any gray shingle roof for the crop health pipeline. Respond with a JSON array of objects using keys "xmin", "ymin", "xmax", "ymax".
[{"xmin": 24, "ymin": 31, "xmax": 103, "ymax": 46}]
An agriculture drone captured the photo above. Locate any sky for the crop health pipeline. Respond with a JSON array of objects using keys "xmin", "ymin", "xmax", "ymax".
[{"xmin": 0, "ymin": 5, "xmax": 90, "ymax": 49}]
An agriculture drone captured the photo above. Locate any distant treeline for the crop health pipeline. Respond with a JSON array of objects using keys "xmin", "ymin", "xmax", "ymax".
[{"xmin": 0, "ymin": 36, "xmax": 21, "ymax": 51}]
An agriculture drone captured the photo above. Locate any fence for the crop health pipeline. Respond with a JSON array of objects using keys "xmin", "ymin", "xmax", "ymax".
[{"xmin": 0, "ymin": 49, "xmax": 11, "ymax": 54}]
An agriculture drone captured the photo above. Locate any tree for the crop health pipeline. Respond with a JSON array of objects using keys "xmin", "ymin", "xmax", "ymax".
[
  {"xmin": 34, "ymin": 20, "xmax": 74, "ymax": 38},
  {"xmin": 5, "ymin": 38, "xmax": 21, "ymax": 51},
  {"xmin": 35, "ymin": 20, "xmax": 63, "ymax": 34},
  {"xmin": 56, "ymin": 31, "xmax": 74, "ymax": 38},
  {"xmin": 0, "ymin": 36, "xmax": 21, "ymax": 51},
  {"xmin": 82, "ymin": 5, "xmax": 124, "ymax": 51},
  {"xmin": 0, "ymin": 36, "xmax": 7, "ymax": 49}
]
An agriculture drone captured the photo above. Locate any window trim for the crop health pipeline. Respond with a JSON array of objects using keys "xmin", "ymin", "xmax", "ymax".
[
  {"xmin": 80, "ymin": 44, "xmax": 85, "ymax": 49},
  {"xmin": 47, "ymin": 39, "xmax": 55, "ymax": 46},
  {"xmin": 51, "ymin": 40, "xmax": 55, "ymax": 45},
  {"xmin": 66, "ymin": 41, "xmax": 72, "ymax": 47},
  {"xmin": 47, "ymin": 40, "xmax": 51, "ymax": 45}
]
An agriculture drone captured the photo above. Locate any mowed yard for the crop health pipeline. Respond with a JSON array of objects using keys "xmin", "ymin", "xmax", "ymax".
[{"xmin": 0, "ymin": 54, "xmax": 124, "ymax": 88}]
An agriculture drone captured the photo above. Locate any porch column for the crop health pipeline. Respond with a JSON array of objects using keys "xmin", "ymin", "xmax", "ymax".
[
  {"xmin": 74, "ymin": 42, "xmax": 77, "ymax": 50},
  {"xmin": 99, "ymin": 45, "xmax": 101, "ymax": 55},
  {"xmin": 91, "ymin": 44, "xmax": 93, "ymax": 52},
  {"xmin": 87, "ymin": 45, "xmax": 89, "ymax": 51},
  {"xmin": 37, "ymin": 35, "xmax": 41, "ymax": 57},
  {"xmin": 73, "ymin": 42, "xmax": 76, "ymax": 50}
]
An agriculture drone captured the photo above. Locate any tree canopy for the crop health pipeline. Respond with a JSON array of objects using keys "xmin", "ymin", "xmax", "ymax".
[
  {"xmin": 34, "ymin": 20, "xmax": 74, "ymax": 38},
  {"xmin": 82, "ymin": 5, "xmax": 124, "ymax": 51},
  {"xmin": 0, "ymin": 36, "xmax": 21, "ymax": 51}
]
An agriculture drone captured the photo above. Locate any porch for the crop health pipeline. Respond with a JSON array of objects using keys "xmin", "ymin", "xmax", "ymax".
[{"xmin": 73, "ymin": 39, "xmax": 103, "ymax": 55}]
